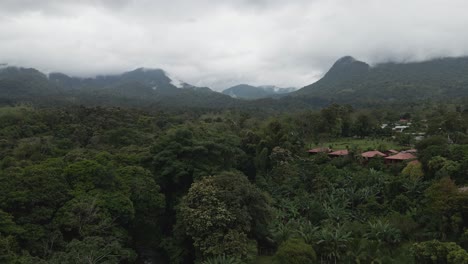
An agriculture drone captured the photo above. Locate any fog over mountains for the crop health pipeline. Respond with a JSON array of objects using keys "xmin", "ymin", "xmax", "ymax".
[
  {"xmin": 3, "ymin": 1, "xmax": 468, "ymax": 90},
  {"xmin": 2, "ymin": 55, "xmax": 468, "ymax": 108},
  {"xmin": 222, "ymin": 84, "xmax": 297, "ymax": 99}
]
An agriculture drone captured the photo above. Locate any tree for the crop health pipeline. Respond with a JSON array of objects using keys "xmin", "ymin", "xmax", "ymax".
[
  {"xmin": 49, "ymin": 236, "xmax": 136, "ymax": 264},
  {"xmin": 274, "ymin": 238, "xmax": 317, "ymax": 264},
  {"xmin": 412, "ymin": 240, "xmax": 468, "ymax": 264},
  {"xmin": 402, "ymin": 161, "xmax": 424, "ymax": 179},
  {"xmin": 178, "ymin": 172, "xmax": 271, "ymax": 261},
  {"xmin": 316, "ymin": 224, "xmax": 351, "ymax": 263},
  {"xmin": 353, "ymin": 114, "xmax": 375, "ymax": 138}
]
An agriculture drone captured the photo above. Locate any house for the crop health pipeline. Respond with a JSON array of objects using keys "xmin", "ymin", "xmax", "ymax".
[
  {"xmin": 328, "ymin": 149, "xmax": 349, "ymax": 157},
  {"xmin": 384, "ymin": 152, "xmax": 417, "ymax": 164},
  {"xmin": 361, "ymin": 150, "xmax": 387, "ymax": 159},
  {"xmin": 393, "ymin": 125, "xmax": 409, "ymax": 132},
  {"xmin": 307, "ymin": 147, "xmax": 332, "ymax": 155},
  {"xmin": 384, "ymin": 149, "xmax": 399, "ymax": 156}
]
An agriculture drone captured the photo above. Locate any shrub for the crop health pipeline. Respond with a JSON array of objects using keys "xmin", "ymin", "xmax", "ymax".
[{"xmin": 274, "ymin": 238, "xmax": 317, "ymax": 264}]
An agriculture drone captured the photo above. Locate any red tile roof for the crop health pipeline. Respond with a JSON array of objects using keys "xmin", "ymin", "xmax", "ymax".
[
  {"xmin": 385, "ymin": 152, "xmax": 417, "ymax": 160},
  {"xmin": 404, "ymin": 149, "xmax": 418, "ymax": 153},
  {"xmin": 361, "ymin": 150, "xmax": 387, "ymax": 158},
  {"xmin": 307, "ymin": 147, "xmax": 331, "ymax": 153},
  {"xmin": 329, "ymin": 150, "xmax": 349, "ymax": 156}
]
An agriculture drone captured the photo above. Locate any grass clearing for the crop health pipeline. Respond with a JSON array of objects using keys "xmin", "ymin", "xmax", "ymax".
[{"xmin": 307, "ymin": 138, "xmax": 402, "ymax": 151}]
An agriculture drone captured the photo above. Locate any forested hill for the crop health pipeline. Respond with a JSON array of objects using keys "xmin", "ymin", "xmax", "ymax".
[
  {"xmin": 4, "ymin": 56, "xmax": 468, "ymax": 110},
  {"xmin": 0, "ymin": 66, "xmax": 239, "ymax": 108},
  {"xmin": 294, "ymin": 56, "xmax": 468, "ymax": 103}
]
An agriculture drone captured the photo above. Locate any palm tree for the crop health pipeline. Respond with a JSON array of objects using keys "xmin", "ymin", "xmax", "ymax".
[
  {"xmin": 316, "ymin": 224, "xmax": 352, "ymax": 264},
  {"xmin": 202, "ymin": 255, "xmax": 242, "ymax": 264}
]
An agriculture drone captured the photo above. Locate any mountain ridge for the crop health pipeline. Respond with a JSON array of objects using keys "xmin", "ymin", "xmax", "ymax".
[{"xmin": 293, "ymin": 55, "xmax": 468, "ymax": 103}]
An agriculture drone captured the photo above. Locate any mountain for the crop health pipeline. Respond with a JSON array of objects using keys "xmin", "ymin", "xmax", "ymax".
[
  {"xmin": 222, "ymin": 84, "xmax": 296, "ymax": 99},
  {"xmin": 294, "ymin": 56, "xmax": 468, "ymax": 104},
  {"xmin": 0, "ymin": 66, "xmax": 63, "ymax": 104},
  {"xmin": 4, "ymin": 56, "xmax": 468, "ymax": 110},
  {"xmin": 49, "ymin": 68, "xmax": 197, "ymax": 94},
  {"xmin": 0, "ymin": 66, "xmax": 240, "ymax": 108}
]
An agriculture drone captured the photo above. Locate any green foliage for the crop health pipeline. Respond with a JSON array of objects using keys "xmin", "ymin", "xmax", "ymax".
[
  {"xmin": 402, "ymin": 161, "xmax": 424, "ymax": 179},
  {"xmin": 274, "ymin": 239, "xmax": 317, "ymax": 264},
  {"xmin": 315, "ymin": 224, "xmax": 352, "ymax": 262},
  {"xmin": 1, "ymin": 101, "xmax": 468, "ymax": 263},
  {"xmin": 49, "ymin": 236, "xmax": 136, "ymax": 264},
  {"xmin": 413, "ymin": 240, "xmax": 468, "ymax": 264},
  {"xmin": 365, "ymin": 220, "xmax": 401, "ymax": 245},
  {"xmin": 202, "ymin": 254, "xmax": 243, "ymax": 264},
  {"xmin": 179, "ymin": 171, "xmax": 271, "ymax": 261}
]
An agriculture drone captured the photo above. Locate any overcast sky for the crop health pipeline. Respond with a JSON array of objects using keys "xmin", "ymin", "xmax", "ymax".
[{"xmin": 1, "ymin": 0, "xmax": 468, "ymax": 90}]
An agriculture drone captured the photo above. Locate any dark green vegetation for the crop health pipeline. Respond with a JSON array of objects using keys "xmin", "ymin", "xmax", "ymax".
[
  {"xmin": 1, "ymin": 100, "xmax": 468, "ymax": 263},
  {"xmin": 3, "ymin": 56, "xmax": 468, "ymax": 263}
]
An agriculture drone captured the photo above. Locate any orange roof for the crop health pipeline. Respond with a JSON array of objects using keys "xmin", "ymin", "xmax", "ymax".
[
  {"xmin": 385, "ymin": 152, "xmax": 417, "ymax": 160},
  {"xmin": 329, "ymin": 150, "xmax": 349, "ymax": 156},
  {"xmin": 307, "ymin": 147, "xmax": 331, "ymax": 153},
  {"xmin": 361, "ymin": 150, "xmax": 387, "ymax": 158}
]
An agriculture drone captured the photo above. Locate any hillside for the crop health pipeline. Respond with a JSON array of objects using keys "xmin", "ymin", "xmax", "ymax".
[
  {"xmin": 294, "ymin": 56, "xmax": 468, "ymax": 104},
  {"xmin": 0, "ymin": 67, "xmax": 239, "ymax": 108},
  {"xmin": 222, "ymin": 84, "xmax": 296, "ymax": 99},
  {"xmin": 3, "ymin": 56, "xmax": 468, "ymax": 110}
]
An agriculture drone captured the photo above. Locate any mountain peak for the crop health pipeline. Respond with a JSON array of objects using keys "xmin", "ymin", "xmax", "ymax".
[
  {"xmin": 325, "ymin": 56, "xmax": 370, "ymax": 78},
  {"xmin": 133, "ymin": 67, "xmax": 164, "ymax": 73},
  {"xmin": 335, "ymin": 56, "xmax": 357, "ymax": 64},
  {"xmin": 333, "ymin": 56, "xmax": 368, "ymax": 67}
]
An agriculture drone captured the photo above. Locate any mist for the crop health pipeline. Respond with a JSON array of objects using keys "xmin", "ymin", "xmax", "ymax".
[{"xmin": 1, "ymin": 0, "xmax": 468, "ymax": 90}]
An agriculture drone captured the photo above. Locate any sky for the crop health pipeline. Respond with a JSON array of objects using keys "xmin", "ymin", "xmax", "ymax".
[{"xmin": 1, "ymin": 0, "xmax": 468, "ymax": 91}]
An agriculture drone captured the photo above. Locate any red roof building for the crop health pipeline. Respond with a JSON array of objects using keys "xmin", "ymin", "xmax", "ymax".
[
  {"xmin": 385, "ymin": 152, "xmax": 417, "ymax": 163},
  {"xmin": 328, "ymin": 149, "xmax": 349, "ymax": 157},
  {"xmin": 307, "ymin": 147, "xmax": 331, "ymax": 154},
  {"xmin": 361, "ymin": 150, "xmax": 387, "ymax": 159}
]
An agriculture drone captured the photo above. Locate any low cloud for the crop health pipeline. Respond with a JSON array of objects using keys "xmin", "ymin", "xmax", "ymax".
[{"xmin": 1, "ymin": 0, "xmax": 468, "ymax": 90}]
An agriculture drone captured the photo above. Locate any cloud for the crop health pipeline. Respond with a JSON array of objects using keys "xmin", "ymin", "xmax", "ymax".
[{"xmin": 1, "ymin": 0, "xmax": 468, "ymax": 90}]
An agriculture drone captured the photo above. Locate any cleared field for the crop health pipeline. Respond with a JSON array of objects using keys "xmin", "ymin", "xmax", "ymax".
[{"xmin": 307, "ymin": 138, "xmax": 402, "ymax": 151}]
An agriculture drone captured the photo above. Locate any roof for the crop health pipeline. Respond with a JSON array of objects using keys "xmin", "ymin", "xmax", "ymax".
[
  {"xmin": 307, "ymin": 147, "xmax": 331, "ymax": 153},
  {"xmin": 385, "ymin": 152, "xmax": 417, "ymax": 160},
  {"xmin": 404, "ymin": 149, "xmax": 418, "ymax": 153},
  {"xmin": 361, "ymin": 150, "xmax": 387, "ymax": 158},
  {"xmin": 387, "ymin": 149, "xmax": 399, "ymax": 154},
  {"xmin": 329, "ymin": 150, "xmax": 349, "ymax": 156}
]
